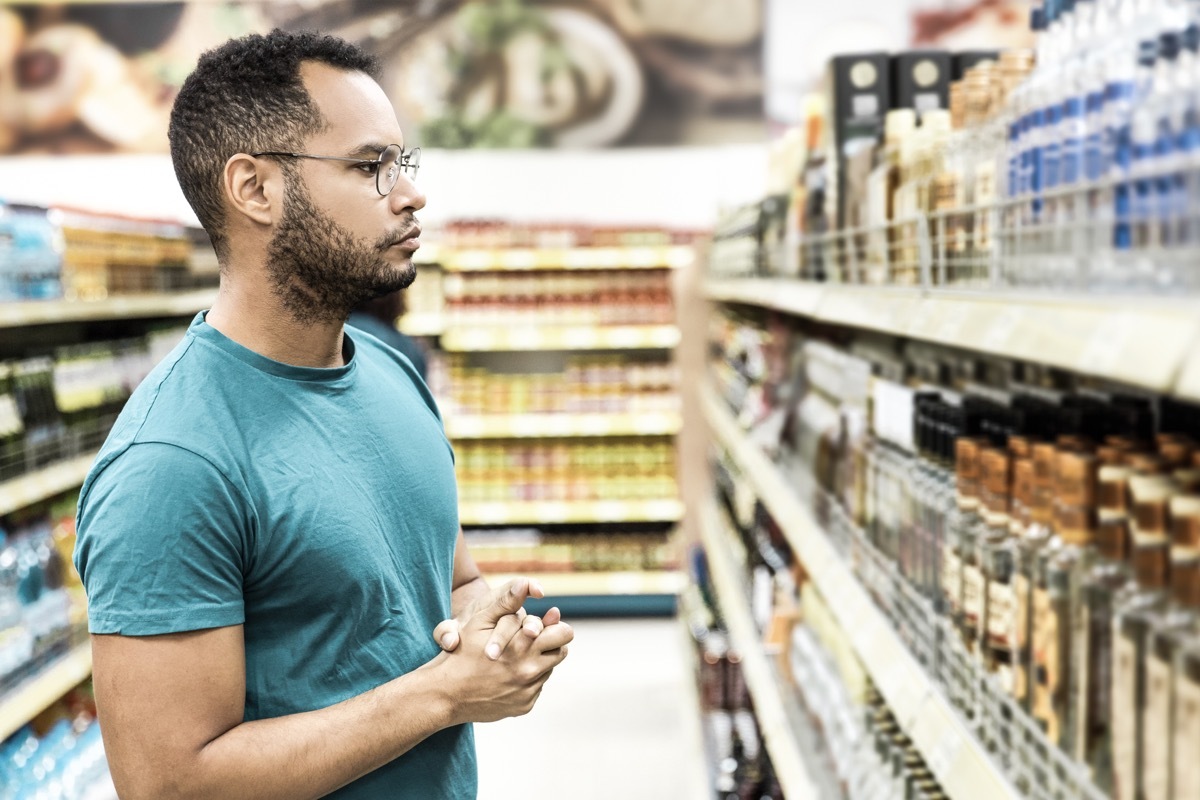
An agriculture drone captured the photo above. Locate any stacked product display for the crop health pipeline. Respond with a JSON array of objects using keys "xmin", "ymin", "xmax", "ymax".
[
  {"xmin": 701, "ymin": 294, "xmax": 1200, "ymax": 799},
  {"xmin": 1, "ymin": 682, "xmax": 113, "ymax": 800},
  {"xmin": 1, "ymin": 206, "xmax": 219, "ymax": 797},
  {"xmin": 408, "ymin": 222, "xmax": 691, "ymax": 611},
  {"xmin": 0, "ymin": 201, "xmax": 212, "ymax": 302}
]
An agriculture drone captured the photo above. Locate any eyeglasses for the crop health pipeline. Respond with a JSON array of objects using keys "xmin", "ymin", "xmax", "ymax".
[{"xmin": 250, "ymin": 144, "xmax": 420, "ymax": 196}]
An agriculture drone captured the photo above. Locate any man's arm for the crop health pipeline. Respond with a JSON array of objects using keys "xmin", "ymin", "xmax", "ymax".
[
  {"xmin": 450, "ymin": 526, "xmax": 490, "ymax": 619},
  {"xmin": 93, "ymin": 584, "xmax": 572, "ymax": 800}
]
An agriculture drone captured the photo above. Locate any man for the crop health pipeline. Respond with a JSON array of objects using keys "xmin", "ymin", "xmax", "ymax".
[{"xmin": 73, "ymin": 29, "xmax": 571, "ymax": 799}]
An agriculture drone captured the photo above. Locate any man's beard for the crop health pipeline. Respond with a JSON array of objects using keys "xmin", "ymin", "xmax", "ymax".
[{"xmin": 265, "ymin": 177, "xmax": 416, "ymax": 325}]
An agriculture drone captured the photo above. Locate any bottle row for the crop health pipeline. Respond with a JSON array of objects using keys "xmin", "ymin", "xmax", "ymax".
[
  {"xmin": 431, "ymin": 354, "xmax": 679, "ymax": 418},
  {"xmin": 710, "ymin": 303, "xmax": 1200, "ymax": 799},
  {"xmin": 727, "ymin": 0, "xmax": 1200, "ymax": 293},
  {"xmin": 462, "ymin": 528, "xmax": 677, "ymax": 574},
  {"xmin": 712, "ymin": 450, "xmax": 958, "ymax": 800},
  {"xmin": 2, "ymin": 682, "xmax": 110, "ymax": 800},
  {"xmin": 0, "ymin": 328, "xmax": 184, "ymax": 484},
  {"xmin": 432, "ymin": 221, "xmax": 697, "ymax": 251},
  {"xmin": 438, "ymin": 270, "xmax": 675, "ymax": 328},
  {"xmin": 0, "ymin": 201, "xmax": 212, "ymax": 303},
  {"xmin": 0, "ymin": 493, "xmax": 80, "ymax": 691},
  {"xmin": 679, "ymin": 580, "xmax": 786, "ymax": 800}
]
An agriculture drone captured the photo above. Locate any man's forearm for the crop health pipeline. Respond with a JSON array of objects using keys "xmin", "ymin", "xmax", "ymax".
[
  {"xmin": 144, "ymin": 662, "xmax": 454, "ymax": 800},
  {"xmin": 451, "ymin": 575, "xmax": 490, "ymax": 619}
]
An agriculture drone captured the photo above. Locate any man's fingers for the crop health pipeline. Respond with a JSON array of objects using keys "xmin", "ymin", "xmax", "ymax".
[
  {"xmin": 521, "ymin": 614, "xmax": 544, "ymax": 640},
  {"xmin": 540, "ymin": 606, "xmax": 561, "ymax": 627},
  {"xmin": 484, "ymin": 613, "xmax": 524, "ymax": 660},
  {"xmin": 432, "ymin": 619, "xmax": 460, "ymax": 652},
  {"xmin": 480, "ymin": 578, "xmax": 544, "ymax": 624},
  {"xmin": 533, "ymin": 621, "xmax": 573, "ymax": 654}
]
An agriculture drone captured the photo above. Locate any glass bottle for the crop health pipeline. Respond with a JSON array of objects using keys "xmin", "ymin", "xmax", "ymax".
[
  {"xmin": 982, "ymin": 446, "xmax": 1018, "ymax": 691},
  {"xmin": 1083, "ymin": 465, "xmax": 1137, "ymax": 792},
  {"xmin": 1030, "ymin": 442, "xmax": 1065, "ymax": 729},
  {"xmin": 1142, "ymin": 495, "xmax": 1200, "ymax": 800},
  {"xmin": 945, "ymin": 437, "xmax": 984, "ymax": 641},
  {"xmin": 1173, "ymin": 639, "xmax": 1200, "ymax": 800},
  {"xmin": 957, "ymin": 439, "xmax": 989, "ymax": 657},
  {"xmin": 1112, "ymin": 476, "xmax": 1175, "ymax": 800}
]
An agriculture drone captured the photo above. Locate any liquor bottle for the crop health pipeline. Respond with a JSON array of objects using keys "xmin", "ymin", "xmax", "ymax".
[
  {"xmin": 955, "ymin": 437, "xmax": 988, "ymax": 657},
  {"xmin": 1143, "ymin": 494, "xmax": 1200, "ymax": 800},
  {"xmin": 1112, "ymin": 476, "xmax": 1174, "ymax": 800},
  {"xmin": 1083, "ymin": 465, "xmax": 1137, "ymax": 792},
  {"xmin": 1054, "ymin": 449, "xmax": 1102, "ymax": 762},
  {"xmin": 981, "ymin": 445, "xmax": 1018, "ymax": 691},
  {"xmin": 1030, "ymin": 442, "xmax": 1066, "ymax": 731},
  {"xmin": 1173, "ymin": 638, "xmax": 1200, "ymax": 800}
]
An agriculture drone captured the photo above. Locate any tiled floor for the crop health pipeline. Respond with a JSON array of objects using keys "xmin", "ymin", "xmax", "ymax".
[{"xmin": 474, "ymin": 617, "xmax": 710, "ymax": 799}]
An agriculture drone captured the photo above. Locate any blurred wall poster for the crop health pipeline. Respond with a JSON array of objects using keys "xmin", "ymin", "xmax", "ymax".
[{"xmin": 0, "ymin": 0, "xmax": 767, "ymax": 154}]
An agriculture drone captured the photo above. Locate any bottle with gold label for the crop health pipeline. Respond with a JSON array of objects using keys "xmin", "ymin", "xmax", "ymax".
[
  {"xmin": 1142, "ymin": 496, "xmax": 1200, "ymax": 800},
  {"xmin": 957, "ymin": 439, "xmax": 990, "ymax": 658},
  {"xmin": 1029, "ymin": 442, "xmax": 1065, "ymax": 730},
  {"xmin": 1007, "ymin": 454, "xmax": 1040, "ymax": 708},
  {"xmin": 1055, "ymin": 450, "xmax": 1102, "ymax": 763},
  {"xmin": 1082, "ymin": 465, "xmax": 1136, "ymax": 793},
  {"xmin": 945, "ymin": 436, "xmax": 984, "ymax": 640},
  {"xmin": 981, "ymin": 446, "xmax": 1018, "ymax": 690},
  {"xmin": 1112, "ymin": 478, "xmax": 1174, "ymax": 800}
]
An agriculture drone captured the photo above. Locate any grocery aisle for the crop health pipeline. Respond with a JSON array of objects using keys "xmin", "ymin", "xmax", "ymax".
[{"xmin": 474, "ymin": 617, "xmax": 709, "ymax": 800}]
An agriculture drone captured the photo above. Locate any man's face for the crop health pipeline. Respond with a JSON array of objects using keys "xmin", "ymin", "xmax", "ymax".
[{"xmin": 264, "ymin": 62, "xmax": 426, "ymax": 325}]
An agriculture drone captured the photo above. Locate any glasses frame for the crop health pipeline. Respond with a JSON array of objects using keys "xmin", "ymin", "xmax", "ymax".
[{"xmin": 250, "ymin": 144, "xmax": 420, "ymax": 195}]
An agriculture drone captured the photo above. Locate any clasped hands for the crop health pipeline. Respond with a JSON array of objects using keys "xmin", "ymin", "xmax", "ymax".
[{"xmin": 427, "ymin": 578, "xmax": 573, "ymax": 723}]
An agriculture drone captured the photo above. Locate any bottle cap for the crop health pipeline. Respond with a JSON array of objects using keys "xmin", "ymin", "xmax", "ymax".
[
  {"xmin": 1161, "ymin": 440, "xmax": 1193, "ymax": 468},
  {"xmin": 1030, "ymin": 8, "xmax": 1047, "ymax": 32},
  {"xmin": 1128, "ymin": 452, "xmax": 1167, "ymax": 475}
]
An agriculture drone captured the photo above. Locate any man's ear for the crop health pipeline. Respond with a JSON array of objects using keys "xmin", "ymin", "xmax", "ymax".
[{"xmin": 223, "ymin": 153, "xmax": 278, "ymax": 227}]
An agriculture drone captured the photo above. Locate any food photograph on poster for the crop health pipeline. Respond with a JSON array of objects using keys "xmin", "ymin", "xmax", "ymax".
[{"xmin": 0, "ymin": 0, "xmax": 769, "ymax": 154}]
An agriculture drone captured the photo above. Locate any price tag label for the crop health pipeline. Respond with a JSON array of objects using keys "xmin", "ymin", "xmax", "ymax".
[
  {"xmin": 563, "ymin": 328, "xmax": 594, "ymax": 349},
  {"xmin": 540, "ymin": 502, "xmax": 570, "ymax": 523},
  {"xmin": 510, "ymin": 416, "xmax": 540, "ymax": 437},
  {"xmin": 579, "ymin": 415, "xmax": 611, "ymax": 436},
  {"xmin": 595, "ymin": 501, "xmax": 626, "ymax": 521},
  {"xmin": 509, "ymin": 329, "xmax": 541, "ymax": 350},
  {"xmin": 609, "ymin": 327, "xmax": 642, "ymax": 348},
  {"xmin": 934, "ymin": 303, "xmax": 971, "ymax": 343},
  {"xmin": 980, "ymin": 305, "xmax": 1025, "ymax": 352},
  {"xmin": 450, "ymin": 416, "xmax": 484, "ymax": 438},
  {"xmin": 501, "ymin": 250, "xmax": 537, "ymax": 270},
  {"xmin": 1077, "ymin": 310, "xmax": 1134, "ymax": 377},
  {"xmin": 627, "ymin": 247, "xmax": 657, "ymax": 268},
  {"xmin": 469, "ymin": 503, "xmax": 509, "ymax": 525}
]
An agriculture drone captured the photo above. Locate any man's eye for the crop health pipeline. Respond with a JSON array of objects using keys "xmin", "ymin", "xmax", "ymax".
[{"xmin": 357, "ymin": 162, "xmax": 380, "ymax": 175}]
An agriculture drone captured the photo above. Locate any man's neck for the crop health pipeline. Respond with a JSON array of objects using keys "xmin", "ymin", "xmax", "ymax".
[{"xmin": 205, "ymin": 271, "xmax": 347, "ymax": 369}]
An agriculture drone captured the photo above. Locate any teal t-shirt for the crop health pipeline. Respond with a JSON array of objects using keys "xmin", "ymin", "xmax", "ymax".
[{"xmin": 74, "ymin": 312, "xmax": 476, "ymax": 798}]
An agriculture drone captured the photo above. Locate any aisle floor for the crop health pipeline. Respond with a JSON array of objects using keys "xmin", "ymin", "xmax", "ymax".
[{"xmin": 474, "ymin": 617, "xmax": 710, "ymax": 800}]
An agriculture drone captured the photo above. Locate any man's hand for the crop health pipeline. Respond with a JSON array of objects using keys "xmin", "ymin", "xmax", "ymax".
[
  {"xmin": 432, "ymin": 577, "xmax": 560, "ymax": 660},
  {"xmin": 430, "ymin": 582, "xmax": 574, "ymax": 725}
]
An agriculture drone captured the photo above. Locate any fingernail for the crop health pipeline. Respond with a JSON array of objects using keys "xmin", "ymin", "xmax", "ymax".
[
  {"xmin": 531, "ymin": 580, "xmax": 544, "ymax": 596},
  {"xmin": 441, "ymin": 633, "xmax": 456, "ymax": 649},
  {"xmin": 486, "ymin": 643, "xmax": 501, "ymax": 660}
]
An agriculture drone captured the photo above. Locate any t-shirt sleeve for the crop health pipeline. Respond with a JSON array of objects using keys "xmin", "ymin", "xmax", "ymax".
[{"xmin": 74, "ymin": 442, "xmax": 249, "ymax": 636}]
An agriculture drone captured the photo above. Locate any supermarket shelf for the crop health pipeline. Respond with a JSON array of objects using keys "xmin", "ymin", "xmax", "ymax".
[
  {"xmin": 441, "ymin": 325, "xmax": 680, "ymax": 352},
  {"xmin": 442, "ymin": 245, "xmax": 694, "ymax": 272},
  {"xmin": 698, "ymin": 500, "xmax": 822, "ymax": 800},
  {"xmin": 0, "ymin": 289, "xmax": 216, "ymax": 329},
  {"xmin": 0, "ymin": 644, "xmax": 93, "ymax": 741},
  {"xmin": 703, "ymin": 389, "xmax": 1019, "ymax": 800},
  {"xmin": 481, "ymin": 570, "xmax": 685, "ymax": 597},
  {"xmin": 0, "ymin": 453, "xmax": 97, "ymax": 517},
  {"xmin": 397, "ymin": 312, "xmax": 445, "ymax": 337},
  {"xmin": 705, "ymin": 278, "xmax": 1200, "ymax": 394},
  {"xmin": 445, "ymin": 412, "xmax": 681, "ymax": 439},
  {"xmin": 459, "ymin": 498, "xmax": 683, "ymax": 526}
]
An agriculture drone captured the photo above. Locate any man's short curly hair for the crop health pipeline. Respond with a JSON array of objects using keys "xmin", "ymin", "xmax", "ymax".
[{"xmin": 168, "ymin": 29, "xmax": 380, "ymax": 259}]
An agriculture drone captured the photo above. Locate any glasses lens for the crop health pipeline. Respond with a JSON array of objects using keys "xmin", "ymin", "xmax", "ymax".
[
  {"xmin": 404, "ymin": 147, "xmax": 421, "ymax": 182},
  {"xmin": 378, "ymin": 144, "xmax": 403, "ymax": 196}
]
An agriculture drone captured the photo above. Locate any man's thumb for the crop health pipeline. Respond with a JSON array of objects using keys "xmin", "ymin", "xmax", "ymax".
[{"xmin": 482, "ymin": 578, "xmax": 534, "ymax": 623}]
